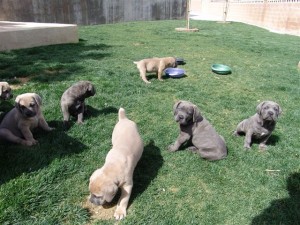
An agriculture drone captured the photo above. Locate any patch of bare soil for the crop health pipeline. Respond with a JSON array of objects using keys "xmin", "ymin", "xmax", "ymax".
[
  {"xmin": 82, "ymin": 196, "xmax": 117, "ymax": 223},
  {"xmin": 10, "ymin": 77, "xmax": 30, "ymax": 89}
]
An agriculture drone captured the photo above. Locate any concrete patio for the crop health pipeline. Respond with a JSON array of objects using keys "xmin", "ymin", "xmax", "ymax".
[{"xmin": 0, "ymin": 21, "xmax": 78, "ymax": 51}]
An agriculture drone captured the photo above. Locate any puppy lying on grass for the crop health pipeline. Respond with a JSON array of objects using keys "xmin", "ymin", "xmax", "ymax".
[
  {"xmin": 134, "ymin": 57, "xmax": 177, "ymax": 83},
  {"xmin": 89, "ymin": 108, "xmax": 143, "ymax": 220}
]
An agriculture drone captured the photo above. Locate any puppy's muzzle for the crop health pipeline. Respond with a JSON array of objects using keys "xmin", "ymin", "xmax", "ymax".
[
  {"xmin": 265, "ymin": 110, "xmax": 277, "ymax": 121},
  {"xmin": 23, "ymin": 108, "xmax": 37, "ymax": 118},
  {"xmin": 89, "ymin": 194, "xmax": 105, "ymax": 206}
]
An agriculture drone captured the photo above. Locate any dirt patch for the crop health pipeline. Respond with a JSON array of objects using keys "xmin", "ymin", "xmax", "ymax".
[
  {"xmin": 10, "ymin": 77, "xmax": 30, "ymax": 89},
  {"xmin": 82, "ymin": 197, "xmax": 117, "ymax": 222}
]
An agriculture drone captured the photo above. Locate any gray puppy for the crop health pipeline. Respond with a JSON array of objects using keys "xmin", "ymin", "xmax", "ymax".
[
  {"xmin": 61, "ymin": 81, "xmax": 95, "ymax": 126},
  {"xmin": 0, "ymin": 93, "xmax": 54, "ymax": 146},
  {"xmin": 168, "ymin": 100, "xmax": 227, "ymax": 161},
  {"xmin": 234, "ymin": 101, "xmax": 282, "ymax": 150},
  {"xmin": 0, "ymin": 82, "xmax": 13, "ymax": 101}
]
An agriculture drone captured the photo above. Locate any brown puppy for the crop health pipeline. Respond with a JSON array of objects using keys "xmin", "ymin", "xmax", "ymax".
[
  {"xmin": 168, "ymin": 100, "xmax": 227, "ymax": 161},
  {"xmin": 0, "ymin": 82, "xmax": 13, "ymax": 100},
  {"xmin": 234, "ymin": 101, "xmax": 282, "ymax": 150},
  {"xmin": 89, "ymin": 108, "xmax": 143, "ymax": 220},
  {"xmin": 60, "ymin": 81, "xmax": 95, "ymax": 126},
  {"xmin": 0, "ymin": 93, "xmax": 54, "ymax": 146},
  {"xmin": 134, "ymin": 57, "xmax": 177, "ymax": 83}
]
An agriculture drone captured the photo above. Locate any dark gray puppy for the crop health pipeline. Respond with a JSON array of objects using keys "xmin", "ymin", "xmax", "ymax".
[
  {"xmin": 233, "ymin": 101, "xmax": 282, "ymax": 150},
  {"xmin": 61, "ymin": 81, "xmax": 95, "ymax": 126},
  {"xmin": 168, "ymin": 100, "xmax": 227, "ymax": 161}
]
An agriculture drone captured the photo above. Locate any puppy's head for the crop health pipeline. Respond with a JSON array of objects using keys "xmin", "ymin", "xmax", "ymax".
[
  {"xmin": 15, "ymin": 93, "xmax": 42, "ymax": 118},
  {"xmin": 173, "ymin": 100, "xmax": 203, "ymax": 126},
  {"xmin": 256, "ymin": 101, "xmax": 282, "ymax": 122},
  {"xmin": 89, "ymin": 168, "xmax": 118, "ymax": 206},
  {"xmin": 0, "ymin": 82, "xmax": 13, "ymax": 100},
  {"xmin": 84, "ymin": 81, "xmax": 96, "ymax": 98}
]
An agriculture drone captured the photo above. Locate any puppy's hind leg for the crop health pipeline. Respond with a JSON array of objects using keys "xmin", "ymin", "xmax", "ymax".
[
  {"xmin": 139, "ymin": 69, "xmax": 151, "ymax": 84},
  {"xmin": 0, "ymin": 128, "xmax": 34, "ymax": 146}
]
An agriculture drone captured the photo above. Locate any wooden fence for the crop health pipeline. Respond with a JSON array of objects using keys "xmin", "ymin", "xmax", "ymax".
[{"xmin": 0, "ymin": 0, "xmax": 187, "ymax": 25}]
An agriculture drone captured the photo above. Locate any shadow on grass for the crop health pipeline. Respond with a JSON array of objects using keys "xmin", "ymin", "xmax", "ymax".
[
  {"xmin": 61, "ymin": 106, "xmax": 118, "ymax": 131},
  {"xmin": 0, "ymin": 125, "xmax": 87, "ymax": 185},
  {"xmin": 0, "ymin": 40, "xmax": 111, "ymax": 82},
  {"xmin": 130, "ymin": 139, "xmax": 164, "ymax": 203},
  {"xmin": 251, "ymin": 172, "xmax": 300, "ymax": 225}
]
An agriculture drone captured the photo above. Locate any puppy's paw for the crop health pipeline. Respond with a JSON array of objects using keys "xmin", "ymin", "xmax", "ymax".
[
  {"xmin": 158, "ymin": 78, "xmax": 164, "ymax": 82},
  {"xmin": 114, "ymin": 208, "xmax": 126, "ymax": 220},
  {"xmin": 21, "ymin": 139, "xmax": 37, "ymax": 146},
  {"xmin": 259, "ymin": 143, "xmax": 267, "ymax": 151},
  {"xmin": 187, "ymin": 146, "xmax": 198, "ymax": 153},
  {"xmin": 233, "ymin": 131, "xmax": 240, "ymax": 136},
  {"xmin": 243, "ymin": 144, "xmax": 251, "ymax": 150},
  {"xmin": 168, "ymin": 144, "xmax": 177, "ymax": 152}
]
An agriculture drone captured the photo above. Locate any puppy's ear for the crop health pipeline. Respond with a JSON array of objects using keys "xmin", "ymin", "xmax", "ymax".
[
  {"xmin": 256, "ymin": 101, "xmax": 266, "ymax": 115},
  {"xmin": 32, "ymin": 94, "xmax": 42, "ymax": 106},
  {"xmin": 14, "ymin": 95, "xmax": 22, "ymax": 111},
  {"xmin": 173, "ymin": 101, "xmax": 182, "ymax": 114},
  {"xmin": 276, "ymin": 104, "xmax": 282, "ymax": 116},
  {"xmin": 192, "ymin": 105, "xmax": 202, "ymax": 122}
]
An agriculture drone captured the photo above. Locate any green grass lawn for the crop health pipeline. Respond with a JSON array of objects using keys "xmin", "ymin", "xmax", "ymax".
[{"xmin": 0, "ymin": 20, "xmax": 299, "ymax": 225}]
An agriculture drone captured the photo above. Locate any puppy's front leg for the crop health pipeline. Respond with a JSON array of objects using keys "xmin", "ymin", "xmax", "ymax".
[
  {"xmin": 157, "ymin": 69, "xmax": 164, "ymax": 81},
  {"xmin": 244, "ymin": 130, "xmax": 253, "ymax": 149},
  {"xmin": 38, "ymin": 115, "xmax": 54, "ymax": 131},
  {"xmin": 76, "ymin": 103, "xmax": 85, "ymax": 124},
  {"xmin": 168, "ymin": 132, "xmax": 191, "ymax": 152},
  {"xmin": 259, "ymin": 134, "xmax": 271, "ymax": 150},
  {"xmin": 114, "ymin": 184, "xmax": 132, "ymax": 220}
]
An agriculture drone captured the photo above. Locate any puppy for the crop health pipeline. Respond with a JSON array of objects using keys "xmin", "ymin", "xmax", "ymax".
[
  {"xmin": 134, "ymin": 57, "xmax": 177, "ymax": 83},
  {"xmin": 89, "ymin": 108, "xmax": 143, "ymax": 220},
  {"xmin": 0, "ymin": 93, "xmax": 54, "ymax": 146},
  {"xmin": 234, "ymin": 101, "xmax": 282, "ymax": 150},
  {"xmin": 0, "ymin": 82, "xmax": 13, "ymax": 101},
  {"xmin": 168, "ymin": 100, "xmax": 227, "ymax": 161},
  {"xmin": 60, "ymin": 81, "xmax": 95, "ymax": 126}
]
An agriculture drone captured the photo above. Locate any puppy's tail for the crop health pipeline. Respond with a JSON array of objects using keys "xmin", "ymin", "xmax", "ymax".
[
  {"xmin": 133, "ymin": 61, "xmax": 138, "ymax": 64},
  {"xmin": 118, "ymin": 108, "xmax": 127, "ymax": 120}
]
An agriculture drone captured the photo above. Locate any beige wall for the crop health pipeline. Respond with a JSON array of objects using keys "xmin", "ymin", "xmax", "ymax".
[{"xmin": 191, "ymin": 0, "xmax": 300, "ymax": 36}]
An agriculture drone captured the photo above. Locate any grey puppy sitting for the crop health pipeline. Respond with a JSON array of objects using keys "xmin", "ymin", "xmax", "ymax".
[
  {"xmin": 233, "ymin": 100, "xmax": 282, "ymax": 150},
  {"xmin": 0, "ymin": 82, "xmax": 13, "ymax": 101},
  {"xmin": 61, "ymin": 81, "xmax": 96, "ymax": 127},
  {"xmin": 134, "ymin": 57, "xmax": 177, "ymax": 83},
  {"xmin": 168, "ymin": 100, "xmax": 227, "ymax": 161},
  {"xmin": 0, "ymin": 93, "xmax": 54, "ymax": 146}
]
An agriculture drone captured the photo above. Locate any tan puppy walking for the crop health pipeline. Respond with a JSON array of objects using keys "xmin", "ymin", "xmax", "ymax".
[
  {"xmin": 134, "ymin": 57, "xmax": 177, "ymax": 83},
  {"xmin": 0, "ymin": 93, "xmax": 54, "ymax": 146},
  {"xmin": 89, "ymin": 108, "xmax": 143, "ymax": 220}
]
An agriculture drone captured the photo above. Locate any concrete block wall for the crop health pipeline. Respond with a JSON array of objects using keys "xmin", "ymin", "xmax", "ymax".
[{"xmin": 190, "ymin": 0, "xmax": 300, "ymax": 36}]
